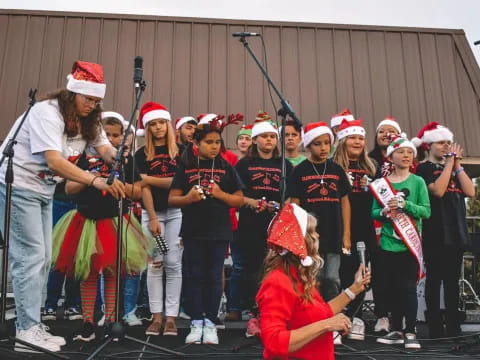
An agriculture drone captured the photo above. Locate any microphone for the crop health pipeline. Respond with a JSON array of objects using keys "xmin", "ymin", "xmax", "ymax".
[
  {"xmin": 133, "ymin": 56, "xmax": 143, "ymax": 85},
  {"xmin": 356, "ymin": 241, "xmax": 367, "ymax": 268},
  {"xmin": 474, "ymin": 40, "xmax": 480, "ymax": 46},
  {"xmin": 232, "ymin": 32, "xmax": 261, "ymax": 37}
]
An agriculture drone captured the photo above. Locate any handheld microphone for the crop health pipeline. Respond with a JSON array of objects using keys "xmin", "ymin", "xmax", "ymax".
[
  {"xmin": 232, "ymin": 32, "xmax": 261, "ymax": 37},
  {"xmin": 474, "ymin": 40, "xmax": 480, "ymax": 46},
  {"xmin": 356, "ymin": 241, "xmax": 366, "ymax": 268},
  {"xmin": 133, "ymin": 56, "xmax": 143, "ymax": 86}
]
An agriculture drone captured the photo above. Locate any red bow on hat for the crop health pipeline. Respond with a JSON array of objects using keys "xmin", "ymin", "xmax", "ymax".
[
  {"xmin": 255, "ymin": 111, "xmax": 272, "ymax": 122},
  {"xmin": 337, "ymin": 108, "xmax": 353, "ymax": 117},
  {"xmin": 338, "ymin": 118, "xmax": 363, "ymax": 131}
]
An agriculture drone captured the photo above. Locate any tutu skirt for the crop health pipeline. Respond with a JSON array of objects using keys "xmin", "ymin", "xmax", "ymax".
[{"xmin": 52, "ymin": 210, "xmax": 152, "ymax": 280}]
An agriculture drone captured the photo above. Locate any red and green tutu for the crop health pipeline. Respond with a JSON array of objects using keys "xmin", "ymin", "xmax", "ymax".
[{"xmin": 52, "ymin": 210, "xmax": 153, "ymax": 280}]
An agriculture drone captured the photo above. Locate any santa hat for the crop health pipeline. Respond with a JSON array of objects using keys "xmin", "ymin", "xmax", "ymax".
[
  {"xmin": 251, "ymin": 111, "xmax": 277, "ymax": 138},
  {"xmin": 175, "ymin": 116, "xmax": 197, "ymax": 130},
  {"xmin": 136, "ymin": 102, "xmax": 171, "ymax": 136},
  {"xmin": 303, "ymin": 122, "xmax": 334, "ymax": 147},
  {"xmin": 101, "ymin": 111, "xmax": 134, "ymax": 133},
  {"xmin": 267, "ymin": 203, "xmax": 313, "ymax": 267},
  {"xmin": 330, "ymin": 108, "xmax": 355, "ymax": 128},
  {"xmin": 237, "ymin": 124, "xmax": 253, "ymax": 140},
  {"xmin": 197, "ymin": 113, "xmax": 221, "ymax": 126},
  {"xmin": 386, "ymin": 135, "xmax": 417, "ymax": 157},
  {"xmin": 376, "ymin": 116, "xmax": 401, "ymax": 134},
  {"xmin": 336, "ymin": 119, "xmax": 366, "ymax": 141},
  {"xmin": 411, "ymin": 122, "xmax": 454, "ymax": 148},
  {"xmin": 66, "ymin": 61, "xmax": 106, "ymax": 99}
]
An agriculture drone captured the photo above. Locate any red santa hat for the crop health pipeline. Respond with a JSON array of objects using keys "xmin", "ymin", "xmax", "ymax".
[
  {"xmin": 303, "ymin": 122, "xmax": 334, "ymax": 147},
  {"xmin": 101, "ymin": 111, "xmax": 135, "ymax": 133},
  {"xmin": 267, "ymin": 203, "xmax": 313, "ymax": 267},
  {"xmin": 386, "ymin": 135, "xmax": 417, "ymax": 157},
  {"xmin": 251, "ymin": 111, "xmax": 277, "ymax": 138},
  {"xmin": 336, "ymin": 119, "xmax": 366, "ymax": 141},
  {"xmin": 376, "ymin": 116, "xmax": 401, "ymax": 134},
  {"xmin": 330, "ymin": 108, "xmax": 355, "ymax": 128},
  {"xmin": 197, "ymin": 113, "xmax": 221, "ymax": 126},
  {"xmin": 136, "ymin": 102, "xmax": 171, "ymax": 136},
  {"xmin": 175, "ymin": 116, "xmax": 197, "ymax": 130},
  {"xmin": 66, "ymin": 61, "xmax": 106, "ymax": 99},
  {"xmin": 411, "ymin": 122, "xmax": 454, "ymax": 148}
]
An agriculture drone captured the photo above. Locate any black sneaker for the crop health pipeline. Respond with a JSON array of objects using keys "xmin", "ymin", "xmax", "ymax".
[
  {"xmin": 213, "ymin": 317, "xmax": 226, "ymax": 330},
  {"xmin": 404, "ymin": 333, "xmax": 421, "ymax": 349},
  {"xmin": 74, "ymin": 321, "xmax": 96, "ymax": 342},
  {"xmin": 64, "ymin": 307, "xmax": 83, "ymax": 321},
  {"xmin": 41, "ymin": 308, "xmax": 57, "ymax": 321},
  {"xmin": 377, "ymin": 331, "xmax": 404, "ymax": 344},
  {"xmin": 135, "ymin": 306, "xmax": 153, "ymax": 321}
]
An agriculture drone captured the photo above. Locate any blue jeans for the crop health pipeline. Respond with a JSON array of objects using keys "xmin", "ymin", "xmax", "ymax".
[
  {"xmin": 0, "ymin": 185, "xmax": 52, "ymax": 330},
  {"xmin": 123, "ymin": 274, "xmax": 140, "ymax": 316},
  {"xmin": 45, "ymin": 199, "xmax": 80, "ymax": 310},
  {"xmin": 228, "ymin": 232, "xmax": 245, "ymax": 312}
]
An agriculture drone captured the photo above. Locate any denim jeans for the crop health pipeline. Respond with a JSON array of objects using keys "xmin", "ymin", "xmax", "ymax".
[
  {"xmin": 319, "ymin": 253, "xmax": 341, "ymax": 302},
  {"xmin": 44, "ymin": 199, "xmax": 80, "ymax": 310},
  {"xmin": 142, "ymin": 208, "xmax": 183, "ymax": 317},
  {"xmin": 123, "ymin": 274, "xmax": 140, "ymax": 316},
  {"xmin": 228, "ymin": 231, "xmax": 245, "ymax": 312},
  {"xmin": 0, "ymin": 184, "xmax": 52, "ymax": 330}
]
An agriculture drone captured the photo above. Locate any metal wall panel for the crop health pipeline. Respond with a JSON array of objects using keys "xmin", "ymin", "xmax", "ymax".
[{"xmin": 0, "ymin": 10, "xmax": 479, "ymax": 158}]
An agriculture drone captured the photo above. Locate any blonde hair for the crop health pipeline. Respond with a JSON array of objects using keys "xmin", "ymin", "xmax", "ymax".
[
  {"xmin": 144, "ymin": 120, "xmax": 178, "ymax": 161},
  {"xmin": 334, "ymin": 136, "xmax": 376, "ymax": 177},
  {"xmin": 261, "ymin": 214, "xmax": 323, "ymax": 303}
]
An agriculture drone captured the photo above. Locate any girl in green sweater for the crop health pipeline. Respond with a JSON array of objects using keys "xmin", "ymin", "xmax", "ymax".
[{"xmin": 370, "ymin": 136, "xmax": 430, "ymax": 349}]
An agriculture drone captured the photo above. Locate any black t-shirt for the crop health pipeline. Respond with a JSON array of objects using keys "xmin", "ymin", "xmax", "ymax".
[
  {"xmin": 170, "ymin": 157, "xmax": 243, "ymax": 240},
  {"xmin": 416, "ymin": 161, "xmax": 469, "ymax": 251},
  {"xmin": 235, "ymin": 157, "xmax": 293, "ymax": 239},
  {"xmin": 75, "ymin": 152, "xmax": 141, "ymax": 220},
  {"xmin": 288, "ymin": 159, "xmax": 351, "ymax": 254},
  {"xmin": 134, "ymin": 145, "xmax": 182, "ymax": 212},
  {"xmin": 347, "ymin": 161, "xmax": 376, "ymax": 250}
]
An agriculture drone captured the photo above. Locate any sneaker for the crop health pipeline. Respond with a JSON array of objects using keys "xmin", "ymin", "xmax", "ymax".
[
  {"xmin": 214, "ymin": 317, "xmax": 226, "ymax": 330},
  {"xmin": 123, "ymin": 312, "xmax": 143, "ymax": 327},
  {"xmin": 145, "ymin": 321, "xmax": 162, "ymax": 336},
  {"xmin": 185, "ymin": 322, "xmax": 203, "ymax": 344},
  {"xmin": 333, "ymin": 331, "xmax": 342, "ymax": 345},
  {"xmin": 404, "ymin": 333, "xmax": 421, "ymax": 349},
  {"xmin": 348, "ymin": 317, "xmax": 365, "ymax": 341},
  {"xmin": 41, "ymin": 308, "xmax": 57, "ymax": 321},
  {"xmin": 38, "ymin": 323, "xmax": 66, "ymax": 346},
  {"xmin": 224, "ymin": 311, "xmax": 240, "ymax": 321},
  {"xmin": 97, "ymin": 314, "xmax": 106, "ymax": 327},
  {"xmin": 179, "ymin": 310, "xmax": 191, "ymax": 320},
  {"xmin": 15, "ymin": 324, "xmax": 61, "ymax": 353},
  {"xmin": 74, "ymin": 322, "xmax": 96, "ymax": 342},
  {"xmin": 374, "ymin": 317, "xmax": 390, "ymax": 333},
  {"xmin": 245, "ymin": 317, "xmax": 261, "ymax": 338},
  {"xmin": 377, "ymin": 331, "xmax": 404, "ymax": 344},
  {"xmin": 64, "ymin": 307, "xmax": 83, "ymax": 321},
  {"xmin": 202, "ymin": 324, "xmax": 219, "ymax": 344},
  {"xmin": 135, "ymin": 306, "xmax": 153, "ymax": 321}
]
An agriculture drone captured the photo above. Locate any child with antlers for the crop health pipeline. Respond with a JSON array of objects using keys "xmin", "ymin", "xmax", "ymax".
[{"xmin": 169, "ymin": 113, "xmax": 244, "ymax": 345}]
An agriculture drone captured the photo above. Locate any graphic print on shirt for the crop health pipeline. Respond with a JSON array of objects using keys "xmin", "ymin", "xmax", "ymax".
[
  {"xmin": 301, "ymin": 174, "xmax": 341, "ymax": 203},
  {"xmin": 248, "ymin": 166, "xmax": 281, "ymax": 193},
  {"xmin": 185, "ymin": 168, "xmax": 226, "ymax": 187},
  {"xmin": 433, "ymin": 167, "xmax": 463, "ymax": 194},
  {"xmin": 148, "ymin": 153, "xmax": 177, "ymax": 178}
]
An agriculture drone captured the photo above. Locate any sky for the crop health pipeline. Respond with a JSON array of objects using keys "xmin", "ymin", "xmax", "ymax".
[{"xmin": 1, "ymin": 0, "xmax": 480, "ymax": 64}]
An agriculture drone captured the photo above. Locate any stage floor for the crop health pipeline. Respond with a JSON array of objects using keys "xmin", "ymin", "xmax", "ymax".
[{"xmin": 1, "ymin": 319, "xmax": 480, "ymax": 359}]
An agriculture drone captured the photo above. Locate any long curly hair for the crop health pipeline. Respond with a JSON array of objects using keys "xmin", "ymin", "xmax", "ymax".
[
  {"xmin": 261, "ymin": 214, "xmax": 323, "ymax": 303},
  {"xmin": 334, "ymin": 136, "xmax": 376, "ymax": 177},
  {"xmin": 39, "ymin": 89, "xmax": 103, "ymax": 142}
]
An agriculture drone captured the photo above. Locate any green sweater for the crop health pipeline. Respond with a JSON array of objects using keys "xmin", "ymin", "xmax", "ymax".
[{"xmin": 371, "ymin": 174, "xmax": 431, "ymax": 252}]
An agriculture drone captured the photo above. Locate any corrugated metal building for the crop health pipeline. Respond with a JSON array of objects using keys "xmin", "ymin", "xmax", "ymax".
[{"xmin": 1, "ymin": 10, "xmax": 480, "ymax": 166}]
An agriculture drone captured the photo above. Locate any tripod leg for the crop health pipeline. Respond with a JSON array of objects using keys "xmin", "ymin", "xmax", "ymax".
[
  {"xmin": 85, "ymin": 336, "xmax": 113, "ymax": 360},
  {"xmin": 124, "ymin": 335, "xmax": 184, "ymax": 357}
]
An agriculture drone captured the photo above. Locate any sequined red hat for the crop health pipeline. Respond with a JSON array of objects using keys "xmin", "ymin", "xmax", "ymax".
[
  {"xmin": 267, "ymin": 203, "xmax": 313, "ymax": 267},
  {"xmin": 66, "ymin": 61, "xmax": 106, "ymax": 98}
]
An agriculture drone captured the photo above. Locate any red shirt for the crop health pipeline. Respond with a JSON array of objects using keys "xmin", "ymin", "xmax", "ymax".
[{"xmin": 256, "ymin": 266, "xmax": 334, "ymax": 360}]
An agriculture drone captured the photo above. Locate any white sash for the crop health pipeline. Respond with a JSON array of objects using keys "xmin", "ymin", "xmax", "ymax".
[{"xmin": 369, "ymin": 177, "xmax": 424, "ymax": 282}]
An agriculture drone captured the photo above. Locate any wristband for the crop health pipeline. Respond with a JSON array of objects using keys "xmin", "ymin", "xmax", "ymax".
[
  {"xmin": 454, "ymin": 167, "xmax": 464, "ymax": 177},
  {"xmin": 89, "ymin": 175, "xmax": 100, "ymax": 187},
  {"xmin": 344, "ymin": 288, "xmax": 356, "ymax": 300}
]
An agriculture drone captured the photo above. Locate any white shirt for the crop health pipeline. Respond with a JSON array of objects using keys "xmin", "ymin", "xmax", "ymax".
[{"xmin": 0, "ymin": 99, "xmax": 109, "ymax": 196}]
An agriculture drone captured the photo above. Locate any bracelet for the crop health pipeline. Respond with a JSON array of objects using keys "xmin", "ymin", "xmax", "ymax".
[
  {"xmin": 89, "ymin": 175, "xmax": 100, "ymax": 187},
  {"xmin": 344, "ymin": 288, "xmax": 356, "ymax": 301},
  {"xmin": 454, "ymin": 167, "xmax": 464, "ymax": 177}
]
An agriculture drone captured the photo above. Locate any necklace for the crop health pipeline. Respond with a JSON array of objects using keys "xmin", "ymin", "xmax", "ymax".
[{"xmin": 311, "ymin": 160, "xmax": 327, "ymax": 185}]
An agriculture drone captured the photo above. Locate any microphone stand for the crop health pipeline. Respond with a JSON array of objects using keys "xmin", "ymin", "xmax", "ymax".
[
  {"xmin": 86, "ymin": 80, "xmax": 183, "ymax": 360},
  {"xmin": 236, "ymin": 35, "xmax": 302, "ymax": 206},
  {"xmin": 0, "ymin": 89, "xmax": 68, "ymax": 359}
]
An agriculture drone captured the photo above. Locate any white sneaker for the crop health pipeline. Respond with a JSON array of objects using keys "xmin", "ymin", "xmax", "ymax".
[
  {"xmin": 179, "ymin": 310, "xmax": 191, "ymax": 320},
  {"xmin": 348, "ymin": 317, "xmax": 365, "ymax": 341},
  {"xmin": 374, "ymin": 317, "xmax": 390, "ymax": 333},
  {"xmin": 333, "ymin": 331, "xmax": 342, "ymax": 345},
  {"xmin": 123, "ymin": 312, "xmax": 142, "ymax": 326},
  {"xmin": 15, "ymin": 325, "xmax": 61, "ymax": 353},
  {"xmin": 38, "ymin": 323, "xmax": 66, "ymax": 346},
  {"xmin": 97, "ymin": 314, "xmax": 106, "ymax": 327},
  {"xmin": 202, "ymin": 324, "xmax": 219, "ymax": 344},
  {"xmin": 185, "ymin": 322, "xmax": 203, "ymax": 344}
]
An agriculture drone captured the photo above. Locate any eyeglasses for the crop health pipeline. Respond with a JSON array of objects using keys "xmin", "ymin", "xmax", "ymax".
[{"xmin": 80, "ymin": 94, "xmax": 103, "ymax": 107}]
